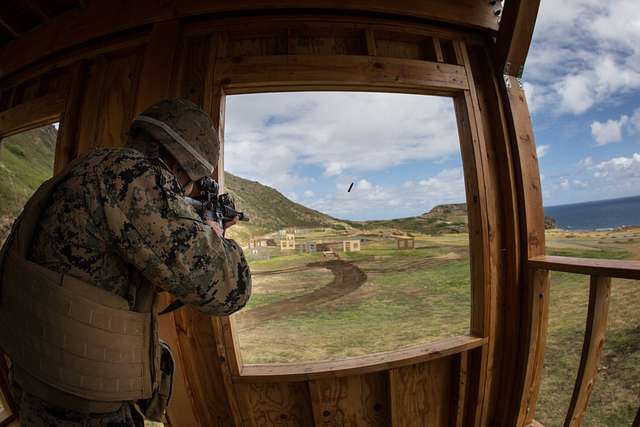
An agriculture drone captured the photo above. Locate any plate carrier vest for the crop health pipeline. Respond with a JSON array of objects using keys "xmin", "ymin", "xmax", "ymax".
[{"xmin": 0, "ymin": 155, "xmax": 160, "ymax": 413}]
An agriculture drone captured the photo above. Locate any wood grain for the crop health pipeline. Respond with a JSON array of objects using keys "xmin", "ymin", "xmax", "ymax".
[
  {"xmin": 494, "ymin": 0, "xmax": 541, "ymax": 76},
  {"xmin": 564, "ymin": 276, "xmax": 611, "ymax": 427},
  {"xmin": 173, "ymin": 307, "xmax": 241, "ymax": 426},
  {"xmin": 499, "ymin": 73, "xmax": 548, "ymax": 426},
  {"xmin": 91, "ymin": 51, "xmax": 143, "ymax": 149},
  {"xmin": 465, "ymin": 43, "xmax": 522, "ymax": 427},
  {"xmin": 54, "ymin": 61, "xmax": 86, "ymax": 173},
  {"xmin": 0, "ymin": 91, "xmax": 64, "ymax": 138},
  {"xmin": 177, "ymin": 35, "xmax": 211, "ymax": 106},
  {"xmin": 237, "ymin": 382, "xmax": 314, "ymax": 426},
  {"xmin": 529, "ymin": 256, "xmax": 640, "ymax": 280},
  {"xmin": 236, "ymin": 336, "xmax": 486, "ymax": 382},
  {"xmin": 0, "ymin": 0, "xmax": 499, "ymax": 79},
  {"xmin": 135, "ymin": 20, "xmax": 180, "ymax": 115},
  {"xmin": 158, "ymin": 294, "xmax": 201, "ymax": 427},
  {"xmin": 388, "ymin": 357, "xmax": 453, "ymax": 426},
  {"xmin": 308, "ymin": 372, "xmax": 389, "ymax": 426},
  {"xmin": 216, "ymin": 55, "xmax": 468, "ymax": 94}
]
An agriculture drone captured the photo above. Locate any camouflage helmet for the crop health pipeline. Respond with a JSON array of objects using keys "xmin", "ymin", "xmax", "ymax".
[{"xmin": 130, "ymin": 99, "xmax": 218, "ymax": 181}]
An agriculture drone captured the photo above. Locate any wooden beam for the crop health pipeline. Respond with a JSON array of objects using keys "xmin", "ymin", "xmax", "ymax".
[
  {"xmin": 54, "ymin": 61, "xmax": 87, "ymax": 173},
  {"xmin": 0, "ymin": 18, "xmax": 18, "ymax": 37},
  {"xmin": 432, "ymin": 37, "xmax": 444, "ymax": 63},
  {"xmin": 235, "ymin": 336, "xmax": 486, "ymax": 383},
  {"xmin": 0, "ymin": 0, "xmax": 498, "ymax": 80},
  {"xmin": 0, "ymin": 91, "xmax": 64, "ymax": 138},
  {"xmin": 564, "ymin": 276, "xmax": 611, "ymax": 427},
  {"xmin": 494, "ymin": 0, "xmax": 541, "ymax": 76},
  {"xmin": 134, "ymin": 20, "xmax": 180, "ymax": 115},
  {"xmin": 215, "ymin": 55, "xmax": 468, "ymax": 95},
  {"xmin": 365, "ymin": 29, "xmax": 377, "ymax": 56},
  {"xmin": 172, "ymin": 307, "xmax": 243, "ymax": 426},
  {"xmin": 529, "ymin": 256, "xmax": 640, "ymax": 281},
  {"xmin": 463, "ymin": 42, "xmax": 522, "ymax": 427},
  {"xmin": 498, "ymin": 74, "xmax": 548, "ymax": 426},
  {"xmin": 453, "ymin": 40, "xmax": 498, "ymax": 426},
  {"xmin": 452, "ymin": 352, "xmax": 468, "ymax": 427},
  {"xmin": 157, "ymin": 294, "xmax": 201, "ymax": 427},
  {"xmin": 24, "ymin": 0, "xmax": 50, "ymax": 24}
]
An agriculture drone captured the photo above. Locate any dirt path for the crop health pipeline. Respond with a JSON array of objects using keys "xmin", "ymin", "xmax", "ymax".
[{"xmin": 235, "ymin": 260, "xmax": 367, "ymax": 330}]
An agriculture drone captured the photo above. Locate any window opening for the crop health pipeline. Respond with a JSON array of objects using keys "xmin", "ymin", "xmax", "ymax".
[
  {"xmin": 0, "ymin": 123, "xmax": 58, "ymax": 422},
  {"xmin": 223, "ymin": 91, "xmax": 471, "ymax": 364}
]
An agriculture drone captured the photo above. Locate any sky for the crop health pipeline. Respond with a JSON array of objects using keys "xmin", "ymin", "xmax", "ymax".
[{"xmin": 224, "ymin": 0, "xmax": 640, "ymax": 220}]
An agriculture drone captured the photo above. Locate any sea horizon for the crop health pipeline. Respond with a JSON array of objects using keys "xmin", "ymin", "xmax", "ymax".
[{"xmin": 544, "ymin": 194, "xmax": 640, "ymax": 231}]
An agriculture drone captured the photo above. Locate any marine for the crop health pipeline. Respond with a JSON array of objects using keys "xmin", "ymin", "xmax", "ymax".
[{"xmin": 0, "ymin": 99, "xmax": 252, "ymax": 426}]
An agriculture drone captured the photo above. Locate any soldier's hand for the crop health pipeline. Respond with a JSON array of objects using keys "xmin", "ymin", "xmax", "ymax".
[
  {"xmin": 224, "ymin": 215, "xmax": 240, "ymax": 230},
  {"xmin": 207, "ymin": 220, "xmax": 224, "ymax": 237}
]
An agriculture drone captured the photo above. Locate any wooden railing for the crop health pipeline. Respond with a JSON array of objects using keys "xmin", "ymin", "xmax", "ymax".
[{"xmin": 528, "ymin": 256, "xmax": 640, "ymax": 427}]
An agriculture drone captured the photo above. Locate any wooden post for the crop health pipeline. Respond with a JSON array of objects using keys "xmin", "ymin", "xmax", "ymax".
[
  {"xmin": 134, "ymin": 20, "xmax": 180, "ymax": 115},
  {"xmin": 54, "ymin": 61, "xmax": 87, "ymax": 172},
  {"xmin": 499, "ymin": 73, "xmax": 548, "ymax": 427},
  {"xmin": 564, "ymin": 276, "xmax": 611, "ymax": 427},
  {"xmin": 494, "ymin": 0, "xmax": 541, "ymax": 77}
]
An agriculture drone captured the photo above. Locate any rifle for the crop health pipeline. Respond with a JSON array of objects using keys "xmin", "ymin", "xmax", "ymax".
[
  {"xmin": 160, "ymin": 177, "xmax": 249, "ymax": 315},
  {"xmin": 184, "ymin": 177, "xmax": 249, "ymax": 233}
]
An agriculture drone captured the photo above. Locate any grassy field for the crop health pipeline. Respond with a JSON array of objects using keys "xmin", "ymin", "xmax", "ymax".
[
  {"xmin": 235, "ymin": 227, "xmax": 640, "ymax": 426},
  {"xmin": 234, "ymin": 229, "xmax": 471, "ymax": 363},
  {"xmin": 536, "ymin": 229, "xmax": 640, "ymax": 426}
]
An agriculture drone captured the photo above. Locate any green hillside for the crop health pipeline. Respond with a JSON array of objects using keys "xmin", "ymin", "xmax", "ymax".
[
  {"xmin": 0, "ymin": 127, "xmax": 478, "ymax": 243},
  {"xmin": 346, "ymin": 203, "xmax": 469, "ymax": 235},
  {"xmin": 224, "ymin": 173, "xmax": 348, "ymax": 242},
  {"xmin": 0, "ymin": 125, "xmax": 57, "ymax": 241}
]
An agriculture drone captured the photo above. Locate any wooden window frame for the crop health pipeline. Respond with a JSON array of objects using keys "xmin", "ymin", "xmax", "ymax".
[
  {"xmin": 205, "ymin": 42, "xmax": 495, "ymax": 382},
  {"xmin": 0, "ymin": 99, "xmax": 63, "ymax": 427}
]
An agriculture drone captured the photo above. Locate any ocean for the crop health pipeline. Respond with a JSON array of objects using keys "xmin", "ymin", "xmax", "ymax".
[{"xmin": 544, "ymin": 195, "xmax": 640, "ymax": 231}]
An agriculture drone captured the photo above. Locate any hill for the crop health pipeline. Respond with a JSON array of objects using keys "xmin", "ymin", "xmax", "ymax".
[
  {"xmin": 223, "ymin": 173, "xmax": 348, "ymax": 241},
  {"xmin": 0, "ymin": 126, "xmax": 487, "ymax": 243},
  {"xmin": 0, "ymin": 125, "xmax": 57, "ymax": 241},
  {"xmin": 347, "ymin": 203, "xmax": 469, "ymax": 235}
]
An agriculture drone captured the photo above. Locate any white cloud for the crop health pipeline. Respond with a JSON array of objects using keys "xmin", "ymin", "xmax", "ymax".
[
  {"xmin": 578, "ymin": 156, "xmax": 593, "ymax": 167},
  {"xmin": 307, "ymin": 168, "xmax": 466, "ymax": 220},
  {"xmin": 523, "ymin": 82, "xmax": 552, "ymax": 113},
  {"xmin": 536, "ymin": 144, "xmax": 550, "ymax": 158},
  {"xmin": 549, "ymin": 152, "xmax": 640, "ymax": 200},
  {"xmin": 595, "ymin": 153, "xmax": 640, "ymax": 172},
  {"xmin": 357, "ymin": 179, "xmax": 372, "ymax": 190},
  {"xmin": 526, "ymin": 0, "xmax": 640, "ymax": 116},
  {"xmin": 224, "ymin": 92, "xmax": 459, "ymax": 191},
  {"xmin": 590, "ymin": 115, "xmax": 629, "ymax": 145},
  {"xmin": 631, "ymin": 108, "xmax": 640, "ymax": 133},
  {"xmin": 555, "ymin": 74, "xmax": 594, "ymax": 114}
]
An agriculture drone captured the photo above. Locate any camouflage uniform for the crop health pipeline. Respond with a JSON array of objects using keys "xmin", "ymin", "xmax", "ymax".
[{"xmin": 13, "ymin": 147, "xmax": 251, "ymax": 426}]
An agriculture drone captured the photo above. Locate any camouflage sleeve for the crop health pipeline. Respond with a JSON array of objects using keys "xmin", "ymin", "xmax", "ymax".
[{"xmin": 98, "ymin": 152, "xmax": 251, "ymax": 315}]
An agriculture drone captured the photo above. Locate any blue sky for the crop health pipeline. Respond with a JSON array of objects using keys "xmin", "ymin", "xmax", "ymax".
[{"xmin": 224, "ymin": 0, "xmax": 640, "ymax": 220}]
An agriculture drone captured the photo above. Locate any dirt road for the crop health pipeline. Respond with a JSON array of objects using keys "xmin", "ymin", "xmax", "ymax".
[{"xmin": 235, "ymin": 260, "xmax": 367, "ymax": 330}]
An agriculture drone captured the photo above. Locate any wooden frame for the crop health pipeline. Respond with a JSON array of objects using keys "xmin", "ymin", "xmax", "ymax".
[
  {"xmin": 0, "ymin": 0, "xmax": 499, "ymax": 80},
  {"xmin": 528, "ymin": 257, "xmax": 640, "ymax": 427},
  {"xmin": 206, "ymin": 27, "xmax": 495, "ymax": 374},
  {"xmin": 0, "ymin": 9, "xmax": 554, "ymax": 426},
  {"xmin": 0, "ymin": 92, "xmax": 64, "ymax": 139}
]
